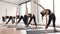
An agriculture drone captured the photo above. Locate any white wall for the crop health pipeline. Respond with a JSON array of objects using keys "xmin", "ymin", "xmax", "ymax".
[
  {"xmin": 20, "ymin": 4, "xmax": 26, "ymax": 16},
  {"xmin": 0, "ymin": 1, "xmax": 18, "ymax": 23},
  {"xmin": 55, "ymin": 0, "xmax": 60, "ymax": 26}
]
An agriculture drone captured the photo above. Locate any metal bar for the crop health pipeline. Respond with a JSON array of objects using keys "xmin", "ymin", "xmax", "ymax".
[{"xmin": 19, "ymin": 0, "xmax": 31, "ymax": 5}]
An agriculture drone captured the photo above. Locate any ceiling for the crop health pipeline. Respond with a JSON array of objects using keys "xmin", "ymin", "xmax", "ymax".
[{"xmin": 0, "ymin": 0, "xmax": 30, "ymax": 5}]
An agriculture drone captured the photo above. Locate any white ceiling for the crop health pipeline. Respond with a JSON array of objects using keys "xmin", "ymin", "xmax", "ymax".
[{"xmin": 0, "ymin": 0, "xmax": 30, "ymax": 5}]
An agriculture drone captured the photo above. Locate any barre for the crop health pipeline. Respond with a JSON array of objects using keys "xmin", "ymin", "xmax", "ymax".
[{"xmin": 19, "ymin": 0, "xmax": 31, "ymax": 5}]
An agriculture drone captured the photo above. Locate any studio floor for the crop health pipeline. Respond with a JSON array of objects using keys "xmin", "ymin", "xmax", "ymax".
[{"xmin": 0, "ymin": 23, "xmax": 60, "ymax": 34}]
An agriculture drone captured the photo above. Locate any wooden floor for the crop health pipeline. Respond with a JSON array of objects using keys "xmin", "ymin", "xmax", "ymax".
[
  {"xmin": 0, "ymin": 23, "xmax": 60, "ymax": 34},
  {"xmin": 0, "ymin": 26, "xmax": 21, "ymax": 34}
]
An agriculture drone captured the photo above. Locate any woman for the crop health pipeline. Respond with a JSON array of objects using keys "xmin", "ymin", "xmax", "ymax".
[{"xmin": 41, "ymin": 9, "xmax": 57, "ymax": 32}]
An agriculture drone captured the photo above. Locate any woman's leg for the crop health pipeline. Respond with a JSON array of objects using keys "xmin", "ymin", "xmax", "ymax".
[
  {"xmin": 2, "ymin": 17, "xmax": 5, "ymax": 22},
  {"xmin": 12, "ymin": 17, "xmax": 15, "ymax": 24},
  {"xmin": 6, "ymin": 16, "xmax": 12, "ymax": 24},
  {"xmin": 16, "ymin": 16, "xmax": 23, "ymax": 25},
  {"xmin": 46, "ymin": 16, "xmax": 52, "ymax": 29},
  {"xmin": 33, "ymin": 15, "xmax": 37, "ymax": 27},
  {"xmin": 52, "ymin": 14, "xmax": 57, "ymax": 32},
  {"xmin": 23, "ymin": 15, "xmax": 28, "ymax": 26},
  {"xmin": 27, "ymin": 17, "xmax": 32, "ymax": 27}
]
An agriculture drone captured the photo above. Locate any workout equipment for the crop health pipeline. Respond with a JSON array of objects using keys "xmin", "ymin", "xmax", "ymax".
[
  {"xmin": 7, "ymin": 25, "xmax": 16, "ymax": 28},
  {"xmin": 19, "ymin": 0, "xmax": 31, "ymax": 5},
  {"xmin": 27, "ymin": 25, "xmax": 60, "ymax": 34},
  {"xmin": 16, "ymin": 25, "xmax": 26, "ymax": 30}
]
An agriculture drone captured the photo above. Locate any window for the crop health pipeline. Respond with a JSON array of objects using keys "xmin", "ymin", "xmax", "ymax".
[
  {"xmin": 27, "ymin": 2, "xmax": 31, "ymax": 13},
  {"xmin": 19, "ymin": 2, "xmax": 31, "ymax": 16},
  {"xmin": 55, "ymin": 0, "xmax": 60, "ymax": 26},
  {"xmin": 20, "ymin": 4, "xmax": 26, "ymax": 16}
]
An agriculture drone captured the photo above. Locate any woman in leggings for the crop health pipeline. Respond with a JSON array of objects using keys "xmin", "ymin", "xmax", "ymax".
[
  {"xmin": 41, "ymin": 9, "xmax": 57, "ymax": 32},
  {"xmin": 5, "ymin": 16, "xmax": 15, "ymax": 24},
  {"xmin": 16, "ymin": 14, "xmax": 37, "ymax": 27},
  {"xmin": 2, "ymin": 16, "xmax": 9, "ymax": 22},
  {"xmin": 16, "ymin": 15, "xmax": 24, "ymax": 25},
  {"xmin": 26, "ymin": 14, "xmax": 37, "ymax": 27}
]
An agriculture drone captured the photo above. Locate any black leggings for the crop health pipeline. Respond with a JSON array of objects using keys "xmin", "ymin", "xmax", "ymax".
[
  {"xmin": 17, "ymin": 16, "xmax": 23, "ymax": 24},
  {"xmin": 2, "ymin": 17, "xmax": 5, "ymax": 22},
  {"xmin": 17, "ymin": 15, "xmax": 28, "ymax": 25},
  {"xmin": 27, "ymin": 15, "xmax": 37, "ymax": 26},
  {"xmin": 6, "ymin": 16, "xmax": 15, "ymax": 24},
  {"xmin": 46, "ymin": 13, "xmax": 56, "ymax": 28},
  {"xmin": 2, "ymin": 16, "xmax": 9, "ymax": 22},
  {"xmin": 23, "ymin": 15, "xmax": 28, "ymax": 25}
]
